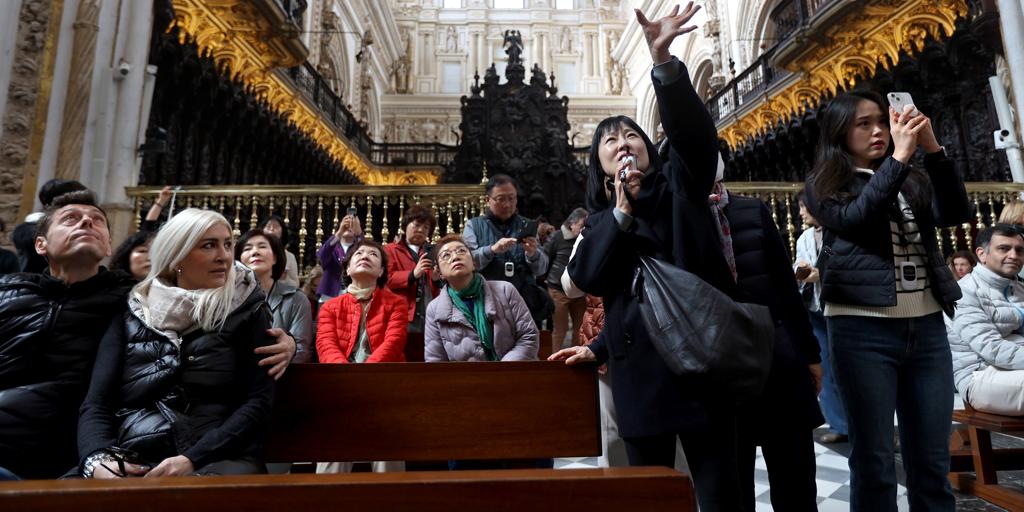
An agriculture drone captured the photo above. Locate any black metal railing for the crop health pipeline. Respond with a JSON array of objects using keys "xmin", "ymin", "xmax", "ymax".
[
  {"xmin": 771, "ymin": 0, "xmax": 803, "ymax": 43},
  {"xmin": 705, "ymin": 0, "xmax": 843, "ymax": 124},
  {"xmin": 371, "ymin": 143, "xmax": 458, "ymax": 167},
  {"xmin": 706, "ymin": 48, "xmax": 790, "ymax": 123},
  {"xmin": 286, "ymin": 62, "xmax": 373, "ymax": 155},
  {"xmin": 286, "ymin": 62, "xmax": 457, "ymax": 168}
]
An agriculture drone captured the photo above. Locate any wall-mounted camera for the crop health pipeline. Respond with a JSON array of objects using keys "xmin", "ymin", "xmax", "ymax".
[
  {"xmin": 995, "ymin": 129, "xmax": 1017, "ymax": 150},
  {"xmin": 115, "ymin": 59, "xmax": 131, "ymax": 79}
]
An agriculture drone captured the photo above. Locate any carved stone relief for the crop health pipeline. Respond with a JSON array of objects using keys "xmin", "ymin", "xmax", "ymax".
[{"xmin": 0, "ymin": 0, "xmax": 55, "ymax": 231}]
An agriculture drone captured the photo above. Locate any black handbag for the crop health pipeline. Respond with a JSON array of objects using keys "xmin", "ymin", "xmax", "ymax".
[{"xmin": 633, "ymin": 255, "xmax": 775, "ymax": 399}]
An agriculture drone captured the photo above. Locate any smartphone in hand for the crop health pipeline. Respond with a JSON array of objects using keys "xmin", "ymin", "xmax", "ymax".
[
  {"xmin": 887, "ymin": 92, "xmax": 919, "ymax": 117},
  {"xmin": 517, "ymin": 220, "xmax": 539, "ymax": 242}
]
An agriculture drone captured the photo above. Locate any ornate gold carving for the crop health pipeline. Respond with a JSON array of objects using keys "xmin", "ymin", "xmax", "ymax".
[
  {"xmin": 718, "ymin": 0, "xmax": 967, "ymax": 148},
  {"xmin": 169, "ymin": 0, "xmax": 440, "ymax": 186}
]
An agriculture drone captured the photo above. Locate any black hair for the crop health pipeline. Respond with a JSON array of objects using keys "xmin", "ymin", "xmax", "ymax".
[
  {"xmin": 110, "ymin": 230, "xmax": 156, "ymax": 277},
  {"xmin": 38, "ymin": 179, "xmax": 86, "ymax": 208},
  {"xmin": 36, "ymin": 190, "xmax": 107, "ymax": 239},
  {"xmin": 584, "ymin": 115, "xmax": 662, "ymax": 213},
  {"xmin": 976, "ymin": 224, "xmax": 1024, "ymax": 252},
  {"xmin": 400, "ymin": 205, "xmax": 437, "ymax": 236},
  {"xmin": 256, "ymin": 215, "xmax": 291, "ymax": 249},
  {"xmin": 342, "ymin": 238, "xmax": 389, "ymax": 288},
  {"xmin": 485, "ymin": 174, "xmax": 519, "ymax": 196},
  {"xmin": 235, "ymin": 229, "xmax": 287, "ymax": 281},
  {"xmin": 809, "ymin": 91, "xmax": 931, "ymax": 213}
]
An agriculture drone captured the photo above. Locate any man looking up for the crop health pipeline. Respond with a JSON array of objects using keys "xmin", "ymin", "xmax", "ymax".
[{"xmin": 0, "ymin": 191, "xmax": 136, "ymax": 479}]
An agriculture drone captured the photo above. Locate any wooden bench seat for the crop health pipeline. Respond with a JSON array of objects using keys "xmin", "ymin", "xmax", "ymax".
[
  {"xmin": 0, "ymin": 361, "xmax": 697, "ymax": 510},
  {"xmin": 0, "ymin": 467, "xmax": 696, "ymax": 511},
  {"xmin": 949, "ymin": 406, "xmax": 1024, "ymax": 509}
]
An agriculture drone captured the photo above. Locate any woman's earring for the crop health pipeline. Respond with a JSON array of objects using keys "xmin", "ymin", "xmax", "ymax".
[{"xmin": 175, "ymin": 268, "xmax": 182, "ymax": 275}]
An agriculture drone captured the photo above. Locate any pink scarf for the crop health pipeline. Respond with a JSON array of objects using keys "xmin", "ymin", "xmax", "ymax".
[{"xmin": 708, "ymin": 181, "xmax": 737, "ymax": 282}]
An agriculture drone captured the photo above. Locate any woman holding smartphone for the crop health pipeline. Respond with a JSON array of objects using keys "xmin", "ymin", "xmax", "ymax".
[
  {"xmin": 550, "ymin": 5, "xmax": 744, "ymax": 510},
  {"xmin": 803, "ymin": 91, "xmax": 970, "ymax": 511}
]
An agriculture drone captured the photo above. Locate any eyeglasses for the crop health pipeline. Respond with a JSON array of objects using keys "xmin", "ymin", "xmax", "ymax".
[
  {"xmin": 438, "ymin": 247, "xmax": 470, "ymax": 263},
  {"xmin": 488, "ymin": 194, "xmax": 517, "ymax": 204}
]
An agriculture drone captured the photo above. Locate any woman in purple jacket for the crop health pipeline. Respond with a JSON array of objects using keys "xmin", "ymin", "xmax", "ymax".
[{"xmin": 424, "ymin": 234, "xmax": 538, "ymax": 362}]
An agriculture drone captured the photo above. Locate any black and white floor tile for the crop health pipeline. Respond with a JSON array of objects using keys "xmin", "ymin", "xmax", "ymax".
[{"xmin": 554, "ymin": 395, "xmax": 1013, "ymax": 511}]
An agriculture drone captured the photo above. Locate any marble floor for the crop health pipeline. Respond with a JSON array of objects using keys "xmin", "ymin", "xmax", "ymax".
[{"xmin": 553, "ymin": 394, "xmax": 1019, "ymax": 511}]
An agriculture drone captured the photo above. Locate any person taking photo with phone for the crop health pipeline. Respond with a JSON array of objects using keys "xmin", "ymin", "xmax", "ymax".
[
  {"xmin": 802, "ymin": 91, "xmax": 970, "ymax": 511},
  {"xmin": 384, "ymin": 206, "xmax": 440, "ymax": 333},
  {"xmin": 317, "ymin": 208, "xmax": 363, "ymax": 304},
  {"xmin": 463, "ymin": 174, "xmax": 552, "ymax": 326}
]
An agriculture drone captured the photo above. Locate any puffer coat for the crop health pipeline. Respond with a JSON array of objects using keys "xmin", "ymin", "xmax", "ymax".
[
  {"xmin": 424, "ymin": 278, "xmax": 539, "ymax": 362},
  {"xmin": 945, "ymin": 264, "xmax": 1024, "ymax": 396},
  {"xmin": 77, "ymin": 276, "xmax": 276, "ymax": 469},
  {"xmin": 316, "ymin": 287, "xmax": 408, "ymax": 363},
  {"xmin": 0, "ymin": 269, "xmax": 135, "ymax": 478}
]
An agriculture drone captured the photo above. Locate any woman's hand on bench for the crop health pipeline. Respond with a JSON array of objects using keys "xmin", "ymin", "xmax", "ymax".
[{"xmin": 549, "ymin": 345, "xmax": 596, "ymax": 365}]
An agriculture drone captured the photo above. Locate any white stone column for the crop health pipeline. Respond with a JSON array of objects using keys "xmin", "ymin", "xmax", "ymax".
[
  {"xmin": 998, "ymin": 0, "xmax": 1024, "ymax": 137},
  {"xmin": 100, "ymin": 0, "xmax": 154, "ymax": 243},
  {"xmin": 585, "ymin": 33, "xmax": 595, "ymax": 76}
]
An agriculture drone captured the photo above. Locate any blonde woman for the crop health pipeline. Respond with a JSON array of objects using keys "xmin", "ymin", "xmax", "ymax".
[{"xmin": 78, "ymin": 209, "xmax": 278, "ymax": 478}]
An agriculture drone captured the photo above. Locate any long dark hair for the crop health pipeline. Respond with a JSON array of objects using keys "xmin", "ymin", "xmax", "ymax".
[
  {"xmin": 810, "ymin": 91, "xmax": 930, "ymax": 210},
  {"xmin": 584, "ymin": 116, "xmax": 662, "ymax": 213},
  {"xmin": 110, "ymin": 230, "xmax": 155, "ymax": 277}
]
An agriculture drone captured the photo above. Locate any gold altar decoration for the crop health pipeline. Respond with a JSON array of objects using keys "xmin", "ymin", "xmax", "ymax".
[
  {"xmin": 718, "ymin": 0, "xmax": 968, "ymax": 148},
  {"xmin": 168, "ymin": 0, "xmax": 440, "ymax": 185}
]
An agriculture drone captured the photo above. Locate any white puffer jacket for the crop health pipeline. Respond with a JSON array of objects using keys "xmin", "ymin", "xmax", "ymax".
[{"xmin": 946, "ymin": 264, "xmax": 1024, "ymax": 396}]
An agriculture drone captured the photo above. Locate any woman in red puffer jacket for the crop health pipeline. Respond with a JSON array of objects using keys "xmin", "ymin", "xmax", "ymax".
[{"xmin": 317, "ymin": 239, "xmax": 408, "ymax": 364}]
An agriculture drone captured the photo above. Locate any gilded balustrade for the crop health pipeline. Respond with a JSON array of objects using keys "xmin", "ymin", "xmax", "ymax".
[
  {"xmin": 127, "ymin": 183, "xmax": 1024, "ymax": 275},
  {"xmin": 126, "ymin": 185, "xmax": 486, "ymax": 275}
]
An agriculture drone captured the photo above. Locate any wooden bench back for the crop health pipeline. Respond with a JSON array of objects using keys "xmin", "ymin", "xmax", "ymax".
[
  {"xmin": 266, "ymin": 361, "xmax": 599, "ymax": 462},
  {"xmin": 0, "ymin": 468, "xmax": 695, "ymax": 511}
]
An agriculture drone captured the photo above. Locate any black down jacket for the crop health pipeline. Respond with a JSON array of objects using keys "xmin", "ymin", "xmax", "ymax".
[
  {"xmin": 77, "ymin": 285, "xmax": 276, "ymax": 469},
  {"xmin": 0, "ymin": 269, "xmax": 135, "ymax": 479},
  {"xmin": 725, "ymin": 195, "xmax": 824, "ymax": 432},
  {"xmin": 804, "ymin": 153, "xmax": 971, "ymax": 315}
]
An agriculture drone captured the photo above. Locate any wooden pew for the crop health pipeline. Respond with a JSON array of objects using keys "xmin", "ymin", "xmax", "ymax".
[
  {"xmin": 0, "ymin": 362, "xmax": 697, "ymax": 510},
  {"xmin": 266, "ymin": 361, "xmax": 599, "ymax": 462},
  {"xmin": 0, "ymin": 467, "xmax": 696, "ymax": 511},
  {"xmin": 949, "ymin": 406, "xmax": 1024, "ymax": 510}
]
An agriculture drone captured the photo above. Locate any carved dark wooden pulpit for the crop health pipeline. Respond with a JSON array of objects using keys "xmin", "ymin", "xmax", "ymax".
[{"xmin": 447, "ymin": 30, "xmax": 587, "ymax": 223}]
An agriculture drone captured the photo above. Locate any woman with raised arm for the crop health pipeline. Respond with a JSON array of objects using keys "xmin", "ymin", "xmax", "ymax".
[{"xmin": 550, "ymin": 5, "xmax": 744, "ymax": 510}]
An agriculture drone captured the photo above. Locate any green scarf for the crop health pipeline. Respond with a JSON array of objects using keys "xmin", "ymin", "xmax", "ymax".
[{"xmin": 447, "ymin": 273, "xmax": 496, "ymax": 361}]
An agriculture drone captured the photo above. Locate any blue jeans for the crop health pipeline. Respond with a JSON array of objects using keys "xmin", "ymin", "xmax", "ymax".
[
  {"xmin": 809, "ymin": 310, "xmax": 847, "ymax": 435},
  {"xmin": 828, "ymin": 312, "xmax": 955, "ymax": 512}
]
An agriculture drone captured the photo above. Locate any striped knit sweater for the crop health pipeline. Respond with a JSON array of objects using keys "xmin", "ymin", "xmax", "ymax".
[{"xmin": 825, "ymin": 169, "xmax": 942, "ymax": 318}]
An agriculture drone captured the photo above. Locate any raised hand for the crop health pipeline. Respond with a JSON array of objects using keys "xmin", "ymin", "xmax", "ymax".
[{"xmin": 635, "ymin": 2, "xmax": 702, "ymax": 64}]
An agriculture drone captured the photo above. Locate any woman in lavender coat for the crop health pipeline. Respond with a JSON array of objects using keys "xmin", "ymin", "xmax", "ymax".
[{"xmin": 424, "ymin": 234, "xmax": 538, "ymax": 362}]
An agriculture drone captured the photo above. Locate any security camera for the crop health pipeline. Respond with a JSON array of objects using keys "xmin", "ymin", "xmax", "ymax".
[
  {"xmin": 116, "ymin": 59, "xmax": 131, "ymax": 77},
  {"xmin": 994, "ymin": 129, "xmax": 1013, "ymax": 150}
]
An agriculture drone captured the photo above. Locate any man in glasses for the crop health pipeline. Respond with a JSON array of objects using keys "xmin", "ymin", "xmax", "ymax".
[
  {"xmin": 947, "ymin": 224, "xmax": 1024, "ymax": 416},
  {"xmin": 463, "ymin": 174, "xmax": 552, "ymax": 325}
]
